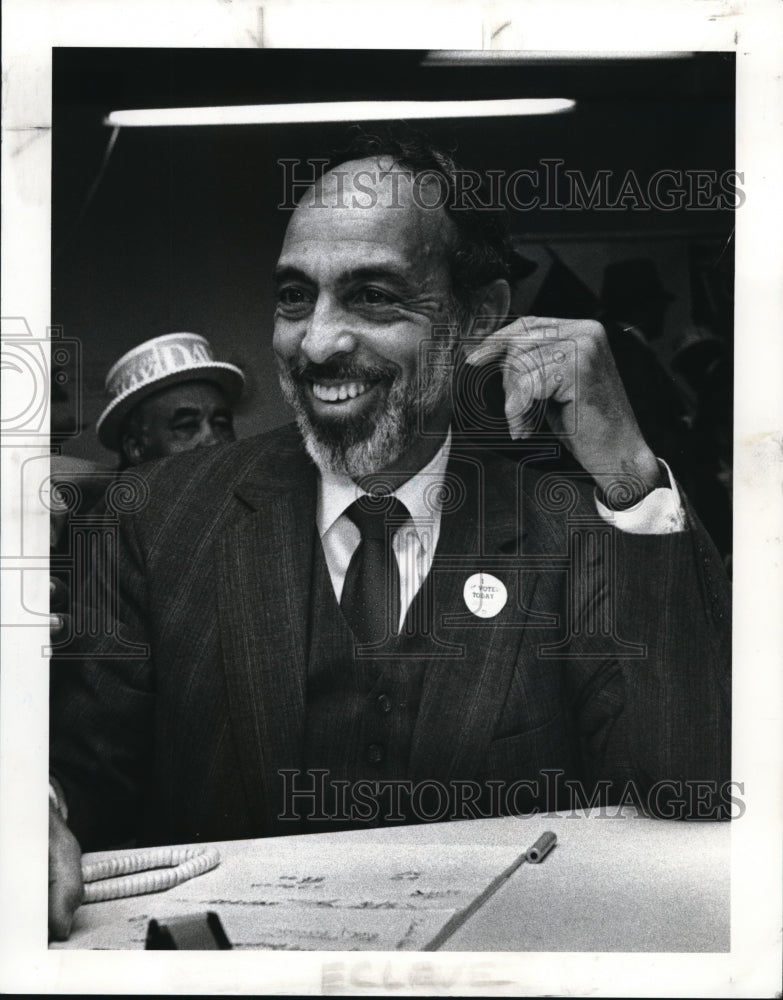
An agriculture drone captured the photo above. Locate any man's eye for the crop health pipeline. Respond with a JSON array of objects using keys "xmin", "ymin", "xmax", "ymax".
[
  {"xmin": 277, "ymin": 286, "xmax": 312, "ymax": 306},
  {"xmin": 172, "ymin": 421, "xmax": 199, "ymax": 434},
  {"xmin": 352, "ymin": 287, "xmax": 395, "ymax": 306}
]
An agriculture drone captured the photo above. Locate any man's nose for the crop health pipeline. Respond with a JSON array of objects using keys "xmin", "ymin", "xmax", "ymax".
[
  {"xmin": 299, "ymin": 295, "xmax": 357, "ymax": 364},
  {"xmin": 194, "ymin": 421, "xmax": 220, "ymax": 448}
]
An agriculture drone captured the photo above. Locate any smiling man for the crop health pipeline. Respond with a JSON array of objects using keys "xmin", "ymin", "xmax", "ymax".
[
  {"xmin": 48, "ymin": 133, "xmax": 731, "ymax": 940},
  {"xmin": 272, "ymin": 158, "xmax": 468, "ymax": 481}
]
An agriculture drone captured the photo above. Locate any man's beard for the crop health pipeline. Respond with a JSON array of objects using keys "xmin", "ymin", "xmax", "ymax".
[{"xmin": 277, "ymin": 355, "xmax": 453, "ymax": 479}]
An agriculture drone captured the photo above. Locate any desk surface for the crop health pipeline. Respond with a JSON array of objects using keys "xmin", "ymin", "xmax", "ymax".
[{"xmin": 52, "ymin": 810, "xmax": 729, "ymax": 952}]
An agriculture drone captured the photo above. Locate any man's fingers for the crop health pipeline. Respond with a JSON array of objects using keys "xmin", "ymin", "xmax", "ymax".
[
  {"xmin": 463, "ymin": 315, "xmax": 546, "ymax": 364},
  {"xmin": 50, "ymin": 576, "xmax": 70, "ymax": 611},
  {"xmin": 464, "ymin": 334, "xmax": 508, "ymax": 366},
  {"xmin": 502, "ymin": 359, "xmax": 544, "ymax": 440},
  {"xmin": 506, "ymin": 406, "xmax": 538, "ymax": 441},
  {"xmin": 49, "ymin": 862, "xmax": 82, "ymax": 940},
  {"xmin": 50, "ymin": 613, "xmax": 72, "ymax": 638},
  {"xmin": 49, "ymin": 807, "xmax": 83, "ymax": 942},
  {"xmin": 504, "ymin": 381, "xmax": 546, "ymax": 440},
  {"xmin": 502, "ymin": 353, "xmax": 567, "ymax": 407},
  {"xmin": 501, "ymin": 351, "xmax": 575, "ymax": 440},
  {"xmin": 464, "ymin": 317, "xmax": 576, "ymax": 367},
  {"xmin": 510, "ymin": 314, "xmax": 570, "ymax": 330},
  {"xmin": 466, "ymin": 333, "xmax": 546, "ymax": 368},
  {"xmin": 50, "ymin": 577, "xmax": 71, "ymax": 638}
]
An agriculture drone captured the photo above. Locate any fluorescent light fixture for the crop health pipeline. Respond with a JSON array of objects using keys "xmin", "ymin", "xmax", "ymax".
[
  {"xmin": 422, "ymin": 51, "xmax": 695, "ymax": 65},
  {"xmin": 104, "ymin": 98, "xmax": 575, "ymax": 128}
]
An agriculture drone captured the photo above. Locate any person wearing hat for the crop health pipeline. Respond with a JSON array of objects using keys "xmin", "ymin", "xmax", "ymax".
[
  {"xmin": 48, "ymin": 134, "xmax": 730, "ymax": 941},
  {"xmin": 49, "ymin": 333, "xmax": 244, "ymax": 641},
  {"xmin": 97, "ymin": 332, "xmax": 245, "ymax": 467}
]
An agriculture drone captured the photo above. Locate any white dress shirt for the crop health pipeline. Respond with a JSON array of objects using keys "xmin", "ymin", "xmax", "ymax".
[
  {"xmin": 317, "ymin": 431, "xmax": 686, "ymax": 632},
  {"xmin": 318, "ymin": 432, "xmax": 453, "ymax": 631}
]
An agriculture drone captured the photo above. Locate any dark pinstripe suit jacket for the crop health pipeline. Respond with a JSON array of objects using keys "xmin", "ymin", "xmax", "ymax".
[{"xmin": 50, "ymin": 423, "xmax": 731, "ymax": 849}]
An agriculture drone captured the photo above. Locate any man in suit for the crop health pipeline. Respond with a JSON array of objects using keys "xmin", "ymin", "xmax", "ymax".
[
  {"xmin": 49, "ymin": 333, "xmax": 245, "ymax": 642},
  {"xmin": 48, "ymin": 134, "xmax": 730, "ymax": 939}
]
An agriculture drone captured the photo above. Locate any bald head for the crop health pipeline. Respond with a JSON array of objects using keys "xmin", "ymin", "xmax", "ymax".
[
  {"xmin": 285, "ymin": 157, "xmax": 458, "ymax": 308},
  {"xmin": 302, "ymin": 155, "xmax": 455, "ymax": 214},
  {"xmin": 289, "ymin": 136, "xmax": 519, "ymax": 315}
]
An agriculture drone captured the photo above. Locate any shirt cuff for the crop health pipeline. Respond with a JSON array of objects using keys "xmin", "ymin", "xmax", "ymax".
[{"xmin": 594, "ymin": 459, "xmax": 686, "ymax": 534}]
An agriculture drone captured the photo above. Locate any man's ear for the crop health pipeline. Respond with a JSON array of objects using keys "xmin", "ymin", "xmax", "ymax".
[
  {"xmin": 121, "ymin": 433, "xmax": 144, "ymax": 467},
  {"xmin": 468, "ymin": 279, "xmax": 512, "ymax": 338}
]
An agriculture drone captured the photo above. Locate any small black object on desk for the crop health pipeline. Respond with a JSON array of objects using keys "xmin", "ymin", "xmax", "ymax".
[{"xmin": 145, "ymin": 911, "xmax": 232, "ymax": 950}]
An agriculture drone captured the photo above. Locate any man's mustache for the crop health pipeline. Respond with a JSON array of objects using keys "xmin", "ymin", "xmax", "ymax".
[{"xmin": 287, "ymin": 360, "xmax": 397, "ymax": 384}]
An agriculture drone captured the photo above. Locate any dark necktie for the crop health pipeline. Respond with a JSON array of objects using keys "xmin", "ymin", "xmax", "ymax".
[{"xmin": 340, "ymin": 496, "xmax": 410, "ymax": 643}]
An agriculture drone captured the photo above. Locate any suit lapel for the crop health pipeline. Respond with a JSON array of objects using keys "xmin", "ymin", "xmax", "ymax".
[
  {"xmin": 215, "ymin": 445, "xmax": 317, "ymax": 833},
  {"xmin": 409, "ymin": 450, "xmax": 538, "ymax": 784},
  {"xmin": 213, "ymin": 433, "xmax": 541, "ymax": 823}
]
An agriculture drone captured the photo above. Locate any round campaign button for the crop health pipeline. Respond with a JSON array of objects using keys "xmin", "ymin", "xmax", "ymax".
[{"xmin": 463, "ymin": 573, "xmax": 508, "ymax": 619}]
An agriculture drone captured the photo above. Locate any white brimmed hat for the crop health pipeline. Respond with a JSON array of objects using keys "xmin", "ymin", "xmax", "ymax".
[{"xmin": 96, "ymin": 332, "xmax": 245, "ymax": 451}]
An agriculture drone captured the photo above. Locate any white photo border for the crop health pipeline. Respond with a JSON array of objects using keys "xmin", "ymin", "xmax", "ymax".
[{"xmin": 1, "ymin": 0, "xmax": 781, "ymax": 995}]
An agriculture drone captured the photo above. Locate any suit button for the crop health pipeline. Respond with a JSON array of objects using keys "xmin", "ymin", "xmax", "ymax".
[
  {"xmin": 376, "ymin": 694, "xmax": 393, "ymax": 714},
  {"xmin": 366, "ymin": 743, "xmax": 384, "ymax": 764}
]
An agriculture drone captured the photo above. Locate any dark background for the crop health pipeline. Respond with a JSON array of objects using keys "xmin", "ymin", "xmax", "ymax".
[{"xmin": 51, "ymin": 48, "xmax": 735, "ymax": 556}]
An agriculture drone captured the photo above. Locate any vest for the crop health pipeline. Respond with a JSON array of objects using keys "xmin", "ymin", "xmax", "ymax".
[{"xmin": 302, "ymin": 534, "xmax": 441, "ymax": 832}]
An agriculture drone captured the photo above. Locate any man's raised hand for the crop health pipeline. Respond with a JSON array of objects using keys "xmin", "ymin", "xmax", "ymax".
[{"xmin": 465, "ymin": 316, "xmax": 665, "ymax": 505}]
